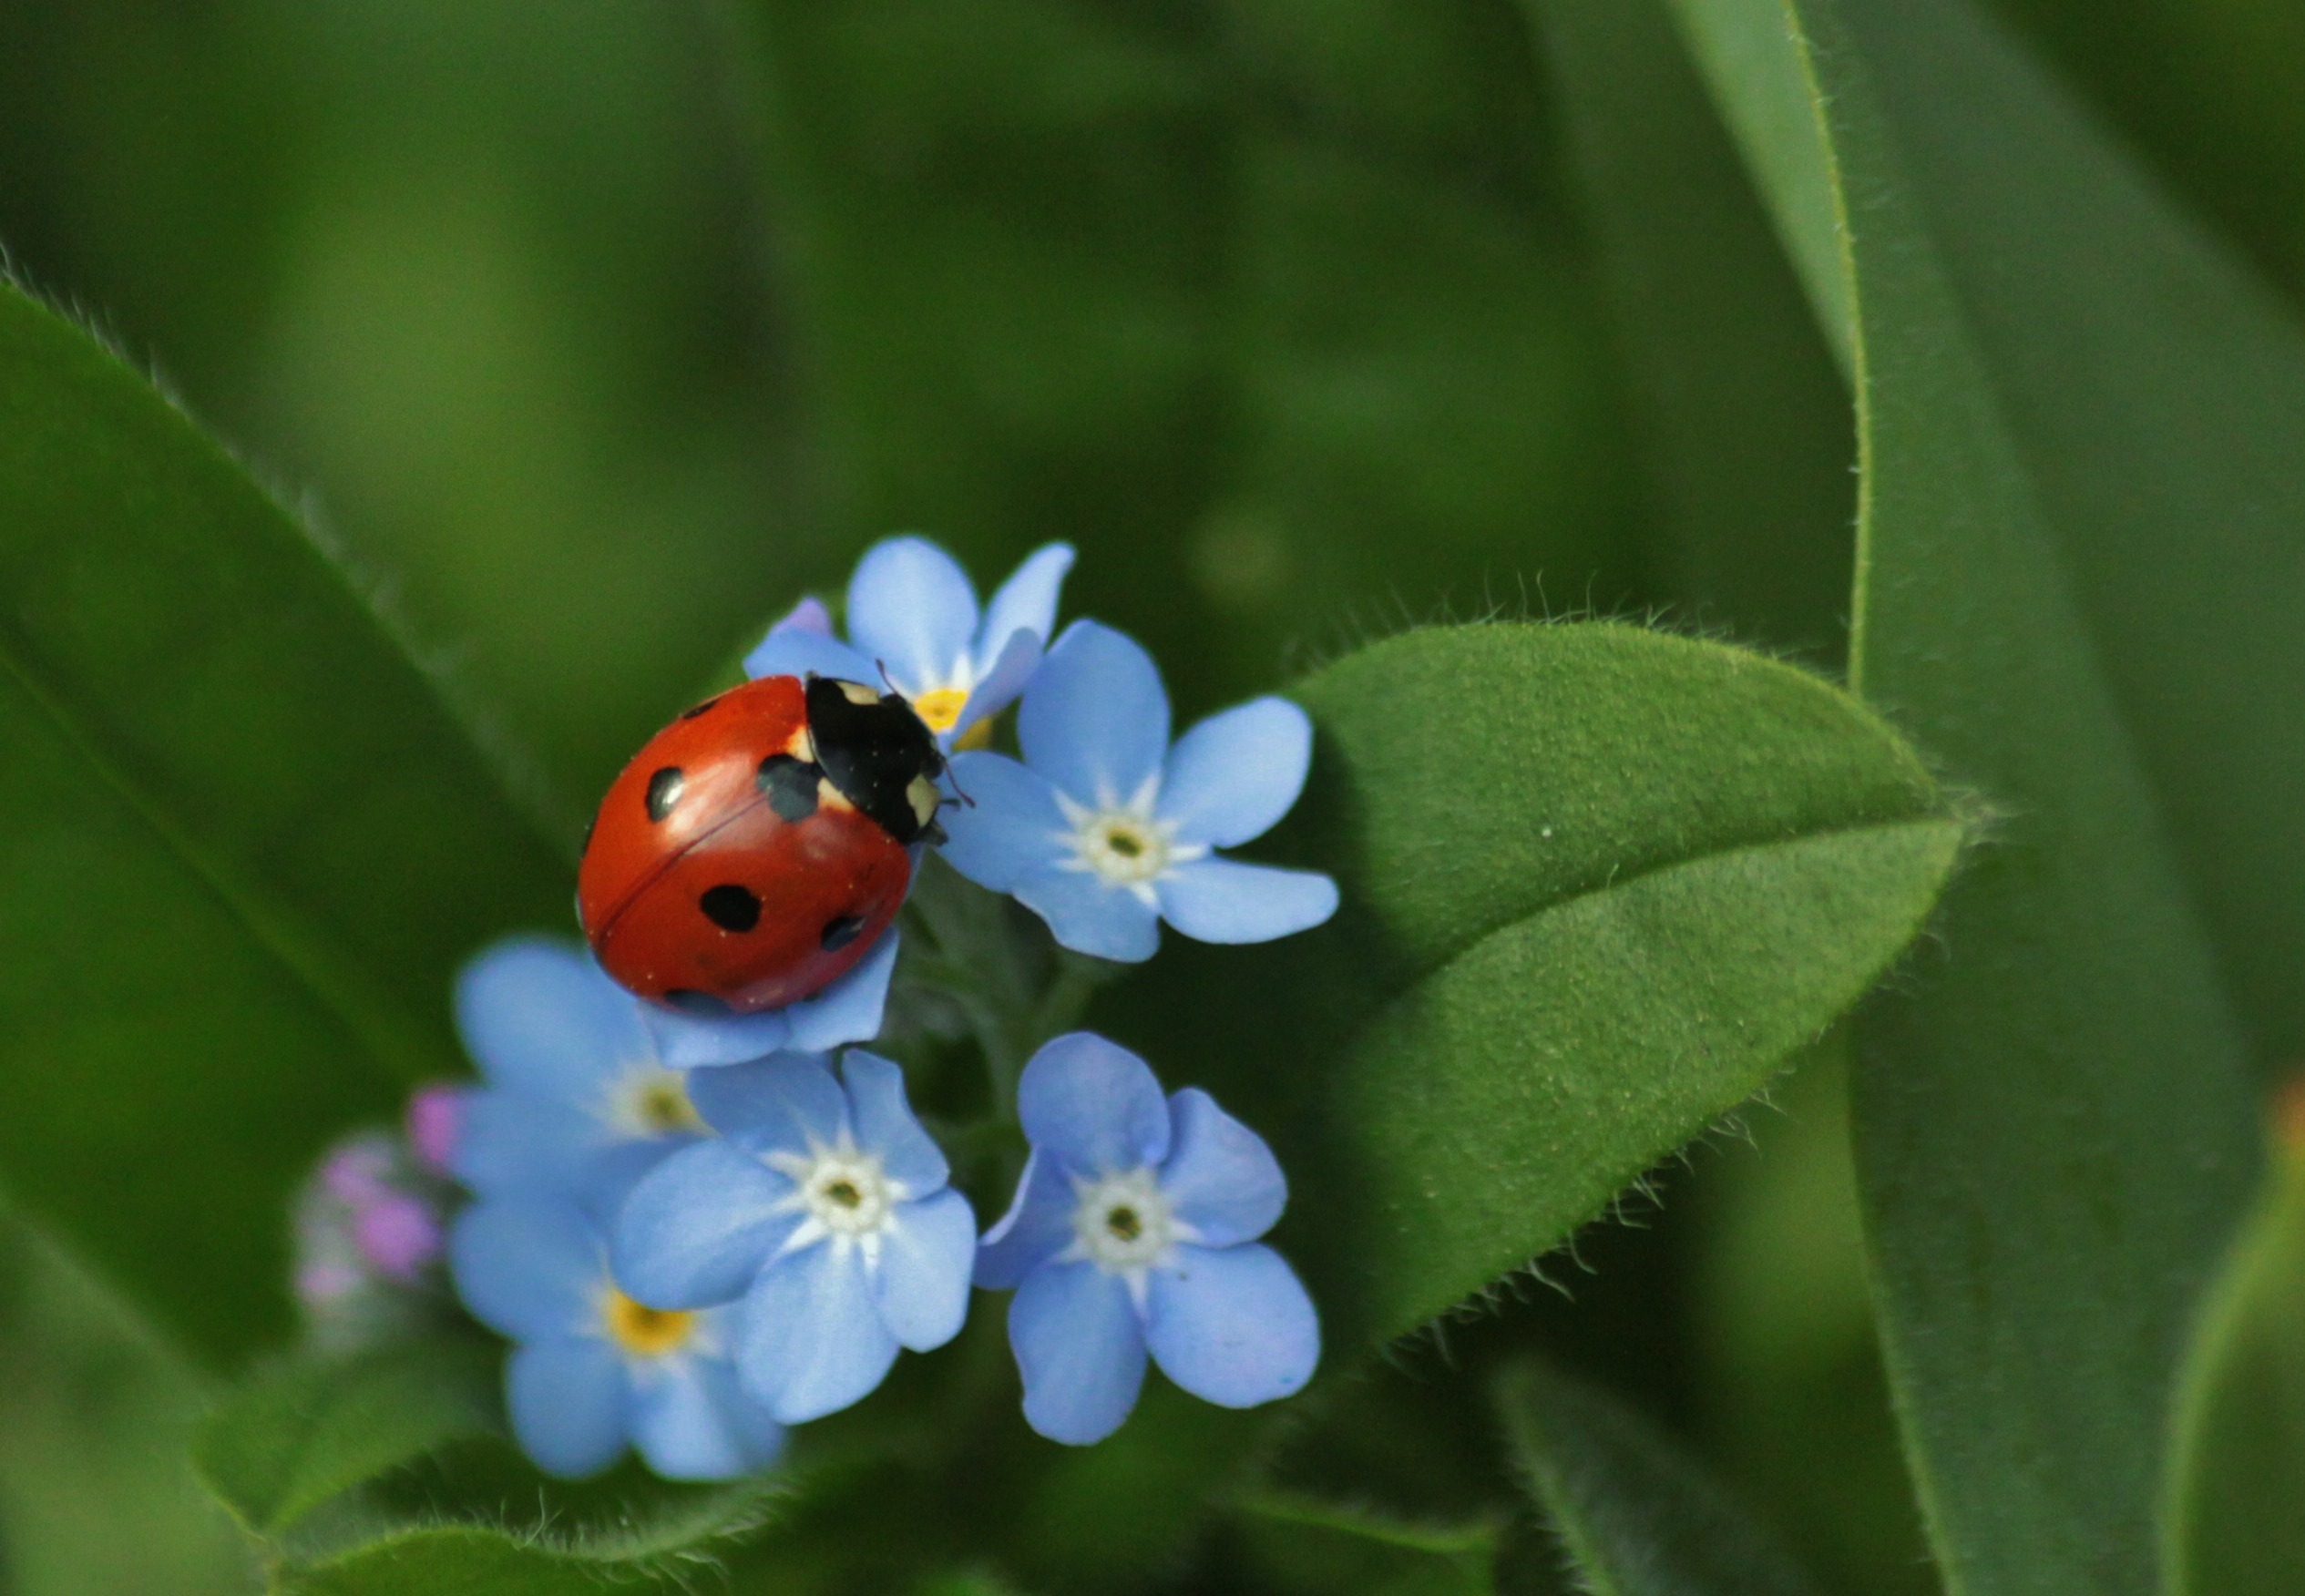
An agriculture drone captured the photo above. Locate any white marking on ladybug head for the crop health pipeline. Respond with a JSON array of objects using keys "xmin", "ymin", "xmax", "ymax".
[
  {"xmin": 817, "ymin": 779, "xmax": 856, "ymax": 814},
  {"xmin": 907, "ymin": 775, "xmax": 940, "ymax": 828},
  {"xmin": 836, "ymin": 680, "xmax": 879, "ymax": 706}
]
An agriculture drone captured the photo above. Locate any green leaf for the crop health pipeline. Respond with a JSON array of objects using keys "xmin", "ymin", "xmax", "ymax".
[
  {"xmin": 191, "ymin": 1337, "xmax": 500, "ymax": 1540},
  {"xmin": 1525, "ymin": 0, "xmax": 1855, "ymax": 664},
  {"xmin": 0, "ymin": 280, "xmax": 569, "ymax": 1363},
  {"xmin": 2168, "ymin": 1127, "xmax": 2305, "ymax": 1595},
  {"xmin": 1233, "ymin": 1491, "xmax": 1501, "ymax": 1596},
  {"xmin": 1667, "ymin": 0, "xmax": 2277, "ymax": 1588},
  {"xmin": 1498, "ymin": 1360, "xmax": 1819, "ymax": 1596},
  {"xmin": 1123, "ymin": 620, "xmax": 1960, "ymax": 1347},
  {"xmin": 275, "ymin": 1483, "xmax": 783, "ymax": 1596}
]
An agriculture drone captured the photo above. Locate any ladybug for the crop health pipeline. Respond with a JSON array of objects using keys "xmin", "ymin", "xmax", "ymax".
[{"xmin": 578, "ymin": 673, "xmax": 946, "ymax": 1017}]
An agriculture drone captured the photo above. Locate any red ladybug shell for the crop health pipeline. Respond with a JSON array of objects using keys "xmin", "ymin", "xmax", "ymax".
[{"xmin": 579, "ymin": 676, "xmax": 915, "ymax": 1016}]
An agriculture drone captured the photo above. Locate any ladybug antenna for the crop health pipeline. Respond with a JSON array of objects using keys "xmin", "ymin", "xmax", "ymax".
[
  {"xmin": 875, "ymin": 658, "xmax": 900, "ymax": 695},
  {"xmin": 941, "ymin": 763, "xmax": 977, "ymax": 810}
]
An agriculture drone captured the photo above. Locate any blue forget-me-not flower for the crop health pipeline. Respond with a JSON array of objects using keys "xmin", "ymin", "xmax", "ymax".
[
  {"xmin": 636, "ymin": 929, "xmax": 901, "ymax": 1070},
  {"xmin": 612, "ymin": 1050, "xmax": 977, "ymax": 1424},
  {"xmin": 743, "ymin": 535, "xmax": 1075, "ymax": 745},
  {"xmin": 937, "ymin": 620, "xmax": 1339, "ymax": 962},
  {"xmin": 451, "ymin": 937, "xmax": 710, "ymax": 1206},
  {"xmin": 975, "ymin": 1033, "xmax": 1319, "ymax": 1445},
  {"xmin": 450, "ymin": 1193, "xmax": 785, "ymax": 1479}
]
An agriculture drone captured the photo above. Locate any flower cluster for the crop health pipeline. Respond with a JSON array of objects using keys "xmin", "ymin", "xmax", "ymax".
[{"xmin": 415, "ymin": 535, "xmax": 1331, "ymax": 1478}]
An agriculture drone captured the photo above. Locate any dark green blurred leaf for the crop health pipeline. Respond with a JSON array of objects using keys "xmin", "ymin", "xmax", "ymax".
[
  {"xmin": 192, "ymin": 1336, "xmax": 499, "ymax": 1540},
  {"xmin": 1691, "ymin": 1042, "xmax": 1934, "ymax": 1596},
  {"xmin": 733, "ymin": 0, "xmax": 1638, "ymax": 714},
  {"xmin": 1527, "ymin": 0, "xmax": 1854, "ymax": 664},
  {"xmin": 1234, "ymin": 1491, "xmax": 1501, "ymax": 1596},
  {"xmin": 1499, "ymin": 1360, "xmax": 1818, "ymax": 1596},
  {"xmin": 1133, "ymin": 621, "xmax": 1959, "ymax": 1347},
  {"xmin": 0, "ymin": 279, "xmax": 569, "ymax": 1363},
  {"xmin": 2169, "ymin": 1123, "xmax": 2305, "ymax": 1595},
  {"xmin": 1673, "ymin": 0, "xmax": 2275, "ymax": 1587}
]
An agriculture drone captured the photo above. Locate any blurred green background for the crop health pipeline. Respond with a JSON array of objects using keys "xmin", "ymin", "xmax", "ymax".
[{"xmin": 0, "ymin": 1, "xmax": 2297, "ymax": 1591}]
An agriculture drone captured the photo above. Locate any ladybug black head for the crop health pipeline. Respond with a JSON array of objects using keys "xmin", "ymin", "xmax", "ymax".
[{"xmin": 805, "ymin": 676, "xmax": 947, "ymax": 845}]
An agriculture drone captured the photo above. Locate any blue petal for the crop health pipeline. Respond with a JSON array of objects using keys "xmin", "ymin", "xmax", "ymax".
[
  {"xmin": 611, "ymin": 1140, "xmax": 796, "ymax": 1310},
  {"xmin": 456, "ymin": 938, "xmax": 651, "ymax": 1102},
  {"xmin": 451, "ymin": 1089, "xmax": 602, "ymax": 1197},
  {"xmin": 743, "ymin": 626, "xmax": 875, "ymax": 685},
  {"xmin": 1009, "ymin": 1261, "xmax": 1147, "ymax": 1446},
  {"xmin": 1158, "ymin": 1089, "xmax": 1286, "ymax": 1246},
  {"xmin": 738, "ymin": 1242, "xmax": 901, "ymax": 1424},
  {"xmin": 772, "ymin": 595, "xmax": 834, "ymax": 636},
  {"xmin": 1015, "ymin": 866, "xmax": 1162, "ymax": 962},
  {"xmin": 784, "ymin": 929, "xmax": 899, "ymax": 1052},
  {"xmin": 1017, "ymin": 1032, "xmax": 1172, "ymax": 1177},
  {"xmin": 1156, "ymin": 697, "xmax": 1313, "ymax": 848},
  {"xmin": 507, "ymin": 1338, "xmax": 629, "ymax": 1478},
  {"xmin": 936, "ymin": 754, "xmax": 1068, "ymax": 891},
  {"xmin": 871, "ymin": 1187, "xmax": 976, "ymax": 1352},
  {"xmin": 845, "ymin": 536, "xmax": 979, "ymax": 698},
  {"xmin": 974, "ymin": 1151, "xmax": 1077, "ymax": 1290},
  {"xmin": 640, "ymin": 1000, "xmax": 793, "ymax": 1071},
  {"xmin": 841, "ymin": 1050, "xmax": 948, "ymax": 1194},
  {"xmin": 1018, "ymin": 621, "xmax": 1171, "ymax": 806},
  {"xmin": 975, "ymin": 542, "xmax": 1075, "ymax": 668},
  {"xmin": 628, "ymin": 1356, "xmax": 785, "ymax": 1480},
  {"xmin": 449, "ymin": 1197, "xmax": 603, "ymax": 1342},
  {"xmin": 686, "ymin": 1053, "xmax": 848, "ymax": 1161},
  {"xmin": 950, "ymin": 627, "xmax": 1041, "ymax": 740},
  {"xmin": 1155, "ymin": 859, "xmax": 1338, "ymax": 945},
  {"xmin": 1144, "ymin": 1243, "xmax": 1319, "ymax": 1409}
]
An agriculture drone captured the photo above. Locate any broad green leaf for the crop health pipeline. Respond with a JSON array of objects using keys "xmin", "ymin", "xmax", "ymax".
[
  {"xmin": 0, "ymin": 281, "xmax": 570, "ymax": 1364},
  {"xmin": 191, "ymin": 1337, "xmax": 499, "ymax": 1540},
  {"xmin": 1669, "ymin": 0, "xmax": 2272, "ymax": 1588},
  {"xmin": 1527, "ymin": 0, "xmax": 1855, "ymax": 664},
  {"xmin": 2168, "ymin": 1120, "xmax": 2305, "ymax": 1595},
  {"xmin": 1498, "ymin": 1360, "xmax": 1819, "ymax": 1596},
  {"xmin": 1123, "ymin": 620, "xmax": 1960, "ymax": 1346}
]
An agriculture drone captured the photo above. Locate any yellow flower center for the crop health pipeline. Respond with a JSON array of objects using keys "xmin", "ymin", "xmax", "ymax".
[
  {"xmin": 620, "ymin": 1069, "xmax": 704, "ymax": 1136},
  {"xmin": 911, "ymin": 686, "xmax": 970, "ymax": 734},
  {"xmin": 603, "ymin": 1289, "xmax": 696, "ymax": 1358}
]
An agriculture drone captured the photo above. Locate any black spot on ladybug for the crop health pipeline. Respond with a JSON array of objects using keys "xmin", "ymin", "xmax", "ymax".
[
  {"xmin": 679, "ymin": 695, "xmax": 722, "ymax": 720},
  {"xmin": 700, "ymin": 884, "xmax": 763, "ymax": 933},
  {"xmin": 820, "ymin": 914, "xmax": 866, "ymax": 952},
  {"xmin": 663, "ymin": 988, "xmax": 730, "ymax": 1017},
  {"xmin": 756, "ymin": 754, "xmax": 819, "ymax": 822},
  {"xmin": 645, "ymin": 766, "xmax": 686, "ymax": 823}
]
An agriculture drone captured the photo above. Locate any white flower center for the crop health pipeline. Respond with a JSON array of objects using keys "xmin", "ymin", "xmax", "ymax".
[
  {"xmin": 767, "ymin": 1135, "xmax": 904, "ymax": 1254},
  {"xmin": 1055, "ymin": 783, "xmax": 1204, "ymax": 895},
  {"xmin": 1070, "ymin": 1168, "xmax": 1180, "ymax": 1274}
]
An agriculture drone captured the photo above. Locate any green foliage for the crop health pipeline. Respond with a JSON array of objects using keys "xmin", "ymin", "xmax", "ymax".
[
  {"xmin": 734, "ymin": 0, "xmax": 1635, "ymax": 713},
  {"xmin": 0, "ymin": 280, "xmax": 569, "ymax": 1366},
  {"xmin": 1671, "ymin": 0, "xmax": 2290, "ymax": 1587},
  {"xmin": 192, "ymin": 1335, "xmax": 499, "ymax": 1540},
  {"xmin": 2168, "ymin": 1129, "xmax": 2305, "ymax": 1595},
  {"xmin": 1527, "ymin": 0, "xmax": 1854, "ymax": 664},
  {"xmin": 1135, "ymin": 621, "xmax": 1959, "ymax": 1346},
  {"xmin": 1499, "ymin": 1359, "xmax": 1818, "ymax": 1596},
  {"xmin": 1231, "ymin": 1491, "xmax": 1502, "ymax": 1596}
]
